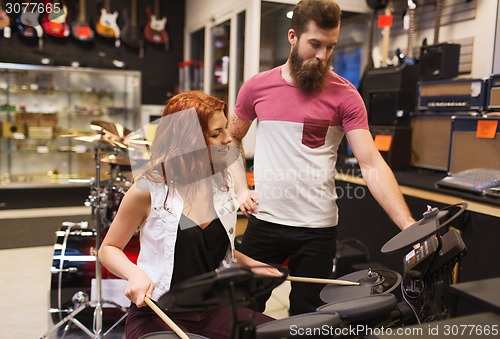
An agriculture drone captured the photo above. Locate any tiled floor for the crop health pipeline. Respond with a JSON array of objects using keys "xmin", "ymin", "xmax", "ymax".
[{"xmin": 0, "ymin": 245, "xmax": 290, "ymax": 338}]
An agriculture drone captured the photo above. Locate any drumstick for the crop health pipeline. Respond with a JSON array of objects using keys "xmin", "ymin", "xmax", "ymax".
[
  {"xmin": 287, "ymin": 276, "xmax": 360, "ymax": 286},
  {"xmin": 144, "ymin": 296, "xmax": 190, "ymax": 339}
]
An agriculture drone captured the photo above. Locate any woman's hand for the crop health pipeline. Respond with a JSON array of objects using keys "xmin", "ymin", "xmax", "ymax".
[
  {"xmin": 124, "ymin": 268, "xmax": 155, "ymax": 307},
  {"xmin": 249, "ymin": 264, "xmax": 284, "ymax": 278},
  {"xmin": 234, "ymin": 250, "xmax": 283, "ymax": 277},
  {"xmin": 239, "ymin": 190, "xmax": 259, "ymax": 218}
]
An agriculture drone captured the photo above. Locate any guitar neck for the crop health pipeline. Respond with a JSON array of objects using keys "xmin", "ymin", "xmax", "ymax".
[
  {"xmin": 381, "ymin": 2, "xmax": 393, "ymax": 67},
  {"xmin": 155, "ymin": 0, "xmax": 160, "ymax": 17},
  {"xmin": 131, "ymin": 0, "xmax": 137, "ymax": 25},
  {"xmin": 78, "ymin": 0, "xmax": 87, "ymax": 23},
  {"xmin": 434, "ymin": 0, "xmax": 442, "ymax": 45},
  {"xmin": 407, "ymin": 7, "xmax": 415, "ymax": 59},
  {"xmin": 104, "ymin": 0, "xmax": 111, "ymax": 11},
  {"xmin": 0, "ymin": 0, "xmax": 9, "ymax": 27}
]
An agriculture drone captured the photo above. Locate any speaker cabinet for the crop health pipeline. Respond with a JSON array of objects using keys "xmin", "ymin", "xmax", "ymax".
[
  {"xmin": 487, "ymin": 74, "xmax": 500, "ymax": 111},
  {"xmin": 411, "ymin": 113, "xmax": 454, "ymax": 171},
  {"xmin": 420, "ymin": 43, "xmax": 460, "ymax": 80},
  {"xmin": 449, "ymin": 116, "xmax": 500, "ymax": 173},
  {"xmin": 370, "ymin": 125, "xmax": 412, "ymax": 170},
  {"xmin": 360, "ymin": 64, "xmax": 419, "ymax": 126}
]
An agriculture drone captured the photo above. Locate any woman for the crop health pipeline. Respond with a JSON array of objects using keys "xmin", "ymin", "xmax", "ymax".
[{"xmin": 99, "ymin": 91, "xmax": 278, "ymax": 339}]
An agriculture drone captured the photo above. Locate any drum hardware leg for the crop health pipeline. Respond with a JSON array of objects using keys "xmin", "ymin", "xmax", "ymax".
[
  {"xmin": 102, "ymin": 311, "xmax": 128, "ymax": 337},
  {"xmin": 41, "ymin": 302, "xmax": 95, "ymax": 338},
  {"xmin": 227, "ymin": 280, "xmax": 257, "ymax": 339}
]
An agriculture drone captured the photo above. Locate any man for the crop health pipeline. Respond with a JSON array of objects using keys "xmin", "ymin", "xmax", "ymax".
[{"xmin": 229, "ymin": 0, "xmax": 415, "ymax": 315}]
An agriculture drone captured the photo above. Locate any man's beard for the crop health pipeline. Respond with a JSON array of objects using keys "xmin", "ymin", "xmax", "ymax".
[{"xmin": 289, "ymin": 45, "xmax": 331, "ymax": 94}]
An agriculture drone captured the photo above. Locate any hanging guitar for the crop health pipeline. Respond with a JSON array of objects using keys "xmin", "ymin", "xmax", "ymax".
[
  {"xmin": 41, "ymin": 0, "xmax": 70, "ymax": 39},
  {"xmin": 121, "ymin": 0, "xmax": 144, "ymax": 58},
  {"xmin": 433, "ymin": 0, "xmax": 442, "ymax": 45},
  {"xmin": 144, "ymin": 0, "xmax": 169, "ymax": 51},
  {"xmin": 71, "ymin": 0, "xmax": 94, "ymax": 42},
  {"xmin": 16, "ymin": 2, "xmax": 44, "ymax": 50},
  {"xmin": 0, "ymin": 0, "xmax": 11, "ymax": 38},
  {"xmin": 95, "ymin": 0, "xmax": 120, "ymax": 47},
  {"xmin": 399, "ymin": 0, "xmax": 417, "ymax": 65},
  {"xmin": 379, "ymin": 0, "xmax": 395, "ymax": 67}
]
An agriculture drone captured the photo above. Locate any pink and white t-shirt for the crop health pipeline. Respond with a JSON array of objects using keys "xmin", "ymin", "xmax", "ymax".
[{"xmin": 235, "ymin": 66, "xmax": 368, "ymax": 227}]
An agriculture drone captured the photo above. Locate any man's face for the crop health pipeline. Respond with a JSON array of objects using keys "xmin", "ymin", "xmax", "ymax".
[{"xmin": 288, "ymin": 21, "xmax": 340, "ymax": 93}]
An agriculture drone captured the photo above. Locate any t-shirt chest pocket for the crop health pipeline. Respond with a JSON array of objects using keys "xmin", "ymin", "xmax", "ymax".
[{"xmin": 302, "ymin": 118, "xmax": 330, "ymax": 149}]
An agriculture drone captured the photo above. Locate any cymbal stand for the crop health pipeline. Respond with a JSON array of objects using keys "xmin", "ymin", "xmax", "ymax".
[{"xmin": 42, "ymin": 130, "xmax": 128, "ymax": 339}]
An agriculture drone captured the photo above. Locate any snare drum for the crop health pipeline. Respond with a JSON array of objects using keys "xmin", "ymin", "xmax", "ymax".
[
  {"xmin": 256, "ymin": 312, "xmax": 341, "ymax": 339},
  {"xmin": 50, "ymin": 222, "xmax": 140, "ymax": 324},
  {"xmin": 140, "ymin": 331, "xmax": 209, "ymax": 339}
]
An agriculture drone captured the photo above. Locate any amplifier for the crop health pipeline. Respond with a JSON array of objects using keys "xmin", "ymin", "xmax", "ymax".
[
  {"xmin": 360, "ymin": 63, "xmax": 419, "ymax": 126},
  {"xmin": 448, "ymin": 115, "xmax": 500, "ymax": 173},
  {"xmin": 417, "ymin": 78, "xmax": 487, "ymax": 111},
  {"xmin": 419, "ymin": 43, "xmax": 460, "ymax": 80},
  {"xmin": 411, "ymin": 112, "xmax": 454, "ymax": 171},
  {"xmin": 370, "ymin": 125, "xmax": 412, "ymax": 171},
  {"xmin": 487, "ymin": 74, "xmax": 500, "ymax": 111},
  {"xmin": 411, "ymin": 112, "xmax": 476, "ymax": 171}
]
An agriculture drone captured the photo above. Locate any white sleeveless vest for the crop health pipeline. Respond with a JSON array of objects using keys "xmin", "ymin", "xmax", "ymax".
[{"xmin": 137, "ymin": 174, "xmax": 238, "ymax": 301}]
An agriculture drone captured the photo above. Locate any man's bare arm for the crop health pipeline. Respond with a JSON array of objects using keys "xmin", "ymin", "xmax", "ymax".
[
  {"xmin": 228, "ymin": 113, "xmax": 253, "ymax": 158},
  {"xmin": 228, "ymin": 113, "xmax": 258, "ymax": 216}
]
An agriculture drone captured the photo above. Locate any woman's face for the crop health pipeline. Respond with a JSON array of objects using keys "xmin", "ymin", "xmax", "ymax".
[{"xmin": 207, "ymin": 110, "xmax": 233, "ymax": 170}]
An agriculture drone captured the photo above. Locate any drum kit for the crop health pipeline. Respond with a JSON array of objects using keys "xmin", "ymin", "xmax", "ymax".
[
  {"xmin": 41, "ymin": 119, "xmax": 470, "ymax": 339},
  {"xmin": 42, "ymin": 120, "xmax": 145, "ymax": 338},
  {"xmin": 142, "ymin": 203, "xmax": 469, "ymax": 339}
]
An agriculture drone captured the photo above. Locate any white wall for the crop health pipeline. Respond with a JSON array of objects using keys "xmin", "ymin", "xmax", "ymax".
[{"xmin": 185, "ymin": 0, "xmax": 248, "ymax": 32}]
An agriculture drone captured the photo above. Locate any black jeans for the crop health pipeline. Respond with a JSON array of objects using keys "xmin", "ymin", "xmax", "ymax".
[{"xmin": 239, "ymin": 216, "xmax": 337, "ymax": 315}]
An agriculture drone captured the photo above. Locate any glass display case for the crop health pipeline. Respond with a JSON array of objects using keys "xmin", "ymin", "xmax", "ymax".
[
  {"xmin": 0, "ymin": 63, "xmax": 141, "ymax": 186},
  {"xmin": 210, "ymin": 19, "xmax": 231, "ymax": 103}
]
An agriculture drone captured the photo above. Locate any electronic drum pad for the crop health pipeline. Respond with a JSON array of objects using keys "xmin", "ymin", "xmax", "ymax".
[
  {"xmin": 381, "ymin": 202, "xmax": 468, "ymax": 254},
  {"xmin": 158, "ymin": 264, "xmax": 288, "ymax": 312},
  {"xmin": 320, "ymin": 268, "xmax": 402, "ymax": 304}
]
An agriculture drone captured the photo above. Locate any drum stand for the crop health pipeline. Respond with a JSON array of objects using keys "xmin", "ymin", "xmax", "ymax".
[{"xmin": 42, "ymin": 132, "xmax": 128, "ymax": 339}]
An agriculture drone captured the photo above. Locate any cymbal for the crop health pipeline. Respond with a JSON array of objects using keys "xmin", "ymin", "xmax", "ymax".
[
  {"xmin": 127, "ymin": 138, "xmax": 151, "ymax": 146},
  {"xmin": 90, "ymin": 120, "xmax": 131, "ymax": 139},
  {"xmin": 74, "ymin": 134, "xmax": 127, "ymax": 148},
  {"xmin": 100, "ymin": 154, "xmax": 131, "ymax": 166},
  {"xmin": 60, "ymin": 131, "xmax": 94, "ymax": 138},
  {"xmin": 381, "ymin": 203, "xmax": 468, "ymax": 254}
]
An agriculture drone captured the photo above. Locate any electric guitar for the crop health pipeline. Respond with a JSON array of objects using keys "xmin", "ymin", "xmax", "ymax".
[
  {"xmin": 71, "ymin": 0, "xmax": 94, "ymax": 42},
  {"xmin": 41, "ymin": 0, "xmax": 70, "ymax": 38},
  {"xmin": 398, "ymin": 0, "xmax": 417, "ymax": 65},
  {"xmin": 0, "ymin": 0, "xmax": 11, "ymax": 38},
  {"xmin": 121, "ymin": 0, "xmax": 144, "ymax": 57},
  {"xmin": 433, "ymin": 0, "xmax": 443, "ymax": 45},
  {"xmin": 16, "ymin": 3, "xmax": 44, "ymax": 49},
  {"xmin": 144, "ymin": 0, "xmax": 169, "ymax": 50},
  {"xmin": 95, "ymin": 0, "xmax": 120, "ymax": 47},
  {"xmin": 380, "ymin": 0, "xmax": 395, "ymax": 67}
]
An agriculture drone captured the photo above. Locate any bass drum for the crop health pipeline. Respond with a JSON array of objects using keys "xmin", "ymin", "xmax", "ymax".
[{"xmin": 50, "ymin": 222, "xmax": 140, "ymax": 325}]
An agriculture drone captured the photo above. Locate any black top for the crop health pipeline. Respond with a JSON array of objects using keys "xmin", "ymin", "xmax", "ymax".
[{"xmin": 170, "ymin": 214, "xmax": 230, "ymax": 287}]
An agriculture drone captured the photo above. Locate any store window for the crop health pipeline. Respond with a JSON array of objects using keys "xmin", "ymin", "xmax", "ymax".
[{"xmin": 333, "ymin": 48, "xmax": 362, "ymax": 89}]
